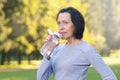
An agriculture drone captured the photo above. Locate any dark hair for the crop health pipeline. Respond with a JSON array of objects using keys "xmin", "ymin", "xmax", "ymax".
[{"xmin": 56, "ymin": 7, "xmax": 85, "ymax": 39}]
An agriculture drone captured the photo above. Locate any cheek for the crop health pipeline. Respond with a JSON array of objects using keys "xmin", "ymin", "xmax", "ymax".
[
  {"xmin": 65, "ymin": 26, "xmax": 74, "ymax": 38},
  {"xmin": 69, "ymin": 30, "xmax": 74, "ymax": 37},
  {"xmin": 68, "ymin": 25, "xmax": 75, "ymax": 34}
]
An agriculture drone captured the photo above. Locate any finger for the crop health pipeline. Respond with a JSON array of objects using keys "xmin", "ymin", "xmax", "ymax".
[
  {"xmin": 44, "ymin": 35, "xmax": 52, "ymax": 42},
  {"xmin": 56, "ymin": 43, "xmax": 59, "ymax": 47}
]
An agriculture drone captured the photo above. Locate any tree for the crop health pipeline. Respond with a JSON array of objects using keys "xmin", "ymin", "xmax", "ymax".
[
  {"xmin": 0, "ymin": 0, "xmax": 13, "ymax": 64},
  {"xmin": 1, "ymin": 0, "xmax": 101, "ymax": 64},
  {"xmin": 84, "ymin": 0, "xmax": 110, "ymax": 55},
  {"xmin": 40, "ymin": 0, "xmax": 92, "ymax": 44},
  {"xmin": 103, "ymin": 0, "xmax": 120, "ymax": 49},
  {"xmin": 1, "ymin": 0, "xmax": 48, "ymax": 64}
]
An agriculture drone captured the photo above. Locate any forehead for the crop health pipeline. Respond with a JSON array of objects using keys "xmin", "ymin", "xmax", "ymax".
[{"xmin": 57, "ymin": 12, "xmax": 71, "ymax": 21}]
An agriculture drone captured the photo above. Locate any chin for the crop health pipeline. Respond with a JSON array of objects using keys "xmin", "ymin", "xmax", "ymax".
[
  {"xmin": 61, "ymin": 37, "xmax": 65, "ymax": 40},
  {"xmin": 61, "ymin": 35, "xmax": 70, "ymax": 40},
  {"xmin": 61, "ymin": 37, "xmax": 67, "ymax": 40}
]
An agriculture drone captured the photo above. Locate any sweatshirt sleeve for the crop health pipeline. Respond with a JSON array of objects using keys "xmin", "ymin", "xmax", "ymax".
[
  {"xmin": 85, "ymin": 47, "xmax": 118, "ymax": 80},
  {"xmin": 37, "ymin": 57, "xmax": 53, "ymax": 80},
  {"xmin": 37, "ymin": 45, "xmax": 62, "ymax": 80},
  {"xmin": 37, "ymin": 44, "xmax": 65, "ymax": 80}
]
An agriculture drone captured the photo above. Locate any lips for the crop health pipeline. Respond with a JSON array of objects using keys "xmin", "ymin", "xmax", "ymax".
[{"xmin": 59, "ymin": 32, "xmax": 66, "ymax": 36}]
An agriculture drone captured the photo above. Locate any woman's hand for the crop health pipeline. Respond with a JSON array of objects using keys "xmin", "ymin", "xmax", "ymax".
[
  {"xmin": 44, "ymin": 35, "xmax": 59, "ymax": 47},
  {"xmin": 44, "ymin": 35, "xmax": 52, "ymax": 43}
]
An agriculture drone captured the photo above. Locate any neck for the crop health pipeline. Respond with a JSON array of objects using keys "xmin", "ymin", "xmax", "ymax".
[{"xmin": 67, "ymin": 38, "xmax": 82, "ymax": 46}]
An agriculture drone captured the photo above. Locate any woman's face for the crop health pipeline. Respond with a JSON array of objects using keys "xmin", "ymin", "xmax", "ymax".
[{"xmin": 57, "ymin": 12, "xmax": 75, "ymax": 40}]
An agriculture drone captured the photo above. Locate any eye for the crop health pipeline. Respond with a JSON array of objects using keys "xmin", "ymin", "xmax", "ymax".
[
  {"xmin": 63, "ymin": 21, "xmax": 68, "ymax": 24},
  {"xmin": 57, "ymin": 21, "xmax": 60, "ymax": 25}
]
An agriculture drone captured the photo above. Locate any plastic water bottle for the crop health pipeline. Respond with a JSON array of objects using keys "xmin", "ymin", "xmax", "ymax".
[{"xmin": 40, "ymin": 29, "xmax": 62, "ymax": 60}]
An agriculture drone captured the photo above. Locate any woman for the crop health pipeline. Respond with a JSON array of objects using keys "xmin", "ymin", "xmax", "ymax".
[{"xmin": 37, "ymin": 7, "xmax": 117, "ymax": 80}]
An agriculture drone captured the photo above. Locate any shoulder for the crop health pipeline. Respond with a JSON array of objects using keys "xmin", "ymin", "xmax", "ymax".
[
  {"xmin": 80, "ymin": 41, "xmax": 101, "ymax": 61},
  {"xmin": 80, "ymin": 41, "xmax": 98, "ymax": 54}
]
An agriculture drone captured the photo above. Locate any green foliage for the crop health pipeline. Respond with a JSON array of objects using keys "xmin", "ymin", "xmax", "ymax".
[
  {"xmin": 0, "ymin": 0, "xmax": 13, "ymax": 52},
  {"xmin": 1, "ymin": 0, "xmax": 120, "ymax": 62},
  {"xmin": 1, "ymin": 0, "xmax": 48, "ymax": 55},
  {"xmin": 83, "ymin": 27, "xmax": 95, "ymax": 46},
  {"xmin": 0, "ymin": 0, "xmax": 91, "ymax": 55},
  {"xmin": 41, "ymin": 0, "xmax": 91, "ymax": 44},
  {"xmin": 17, "ymin": 0, "xmax": 48, "ymax": 54},
  {"xmin": 85, "ymin": 0, "xmax": 107, "ymax": 52},
  {"xmin": 41, "ymin": 0, "xmax": 89, "ymax": 32},
  {"xmin": 103, "ymin": 0, "xmax": 120, "ymax": 49}
]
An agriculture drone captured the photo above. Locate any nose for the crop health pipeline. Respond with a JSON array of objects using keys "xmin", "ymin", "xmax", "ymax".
[{"xmin": 58, "ymin": 24, "xmax": 64, "ymax": 30}]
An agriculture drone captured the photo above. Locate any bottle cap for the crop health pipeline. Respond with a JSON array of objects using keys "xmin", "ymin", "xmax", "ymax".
[
  {"xmin": 48, "ymin": 29, "xmax": 53, "ymax": 35},
  {"xmin": 54, "ymin": 32, "xmax": 62, "ymax": 39}
]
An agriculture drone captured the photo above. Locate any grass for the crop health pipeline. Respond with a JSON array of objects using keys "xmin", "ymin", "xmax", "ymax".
[
  {"xmin": 0, "ymin": 65, "xmax": 119, "ymax": 80},
  {"xmin": 86, "ymin": 65, "xmax": 120, "ymax": 80},
  {"xmin": 0, "ymin": 57, "xmax": 120, "ymax": 80},
  {"xmin": 0, "ymin": 69, "xmax": 37, "ymax": 80},
  {"xmin": 49, "ymin": 65, "xmax": 120, "ymax": 80},
  {"xmin": 0, "ymin": 60, "xmax": 41, "ymax": 70}
]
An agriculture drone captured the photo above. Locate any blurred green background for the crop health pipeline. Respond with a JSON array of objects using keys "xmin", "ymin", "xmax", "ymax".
[{"xmin": 0, "ymin": 0, "xmax": 120, "ymax": 80}]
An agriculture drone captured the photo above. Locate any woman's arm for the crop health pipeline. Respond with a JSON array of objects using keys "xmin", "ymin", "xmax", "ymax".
[
  {"xmin": 86, "ymin": 47, "xmax": 117, "ymax": 80},
  {"xmin": 37, "ymin": 57, "xmax": 53, "ymax": 80}
]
